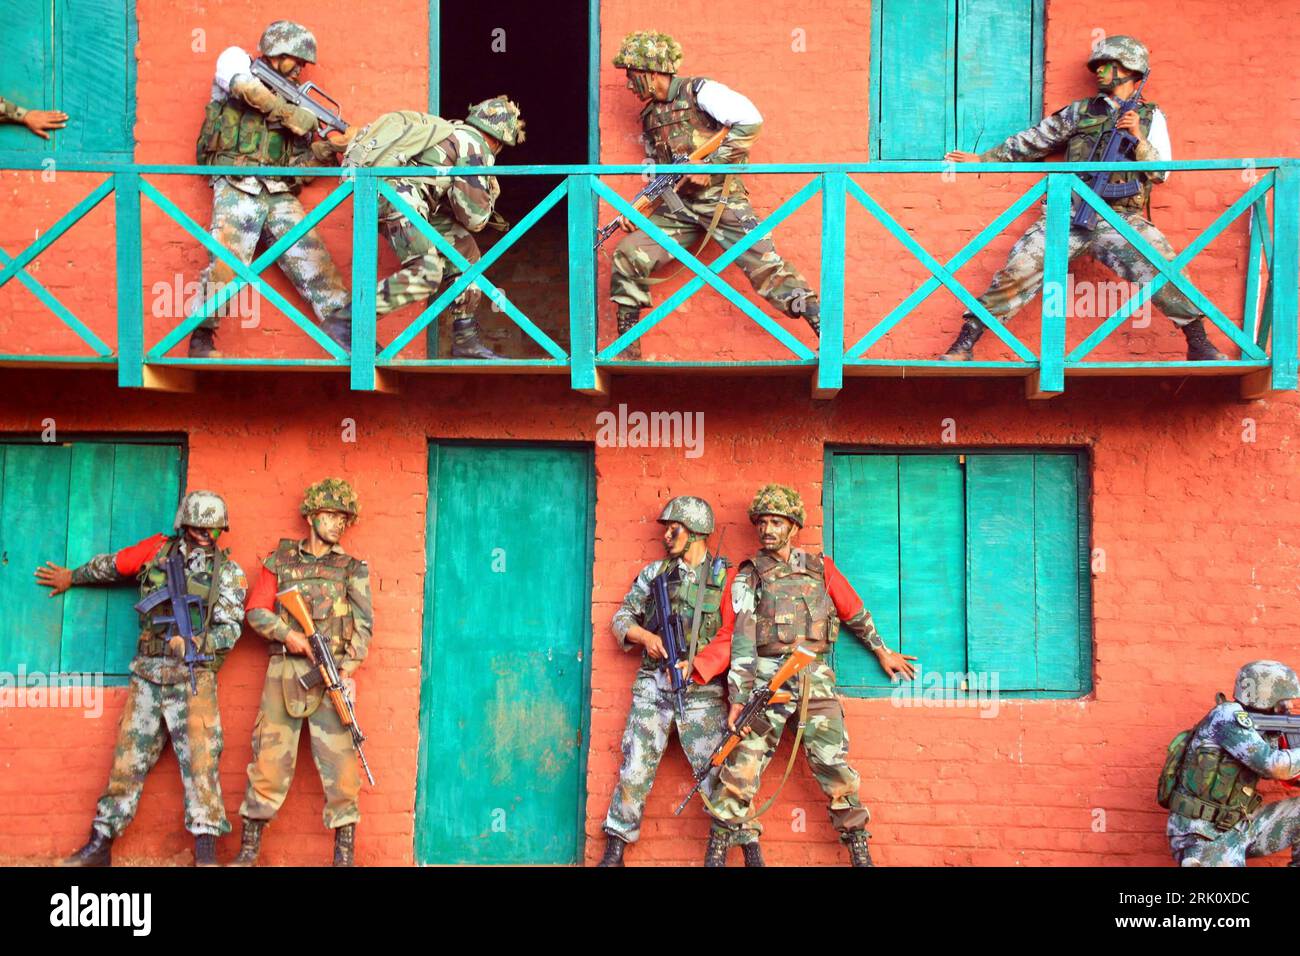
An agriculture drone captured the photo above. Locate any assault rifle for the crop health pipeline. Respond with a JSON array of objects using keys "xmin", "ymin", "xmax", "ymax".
[
  {"xmin": 249, "ymin": 57, "xmax": 349, "ymax": 134},
  {"xmin": 134, "ymin": 547, "xmax": 212, "ymax": 695},
  {"xmin": 1249, "ymin": 713, "xmax": 1300, "ymax": 741},
  {"xmin": 674, "ymin": 646, "xmax": 818, "ymax": 815},
  {"xmin": 647, "ymin": 571, "xmax": 690, "ymax": 723},
  {"xmin": 279, "ymin": 587, "xmax": 376, "ymax": 786},
  {"xmin": 594, "ymin": 126, "xmax": 730, "ymax": 250},
  {"xmin": 1071, "ymin": 73, "xmax": 1149, "ymax": 230}
]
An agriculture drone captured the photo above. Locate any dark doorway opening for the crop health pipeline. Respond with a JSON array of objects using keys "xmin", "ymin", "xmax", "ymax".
[{"xmin": 436, "ymin": 1, "xmax": 589, "ymax": 358}]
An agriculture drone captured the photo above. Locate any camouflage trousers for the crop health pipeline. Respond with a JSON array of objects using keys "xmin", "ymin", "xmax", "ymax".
[
  {"xmin": 710, "ymin": 688, "xmax": 869, "ymax": 839},
  {"xmin": 971, "ymin": 211, "xmax": 1202, "ymax": 328},
  {"xmin": 603, "ymin": 672, "xmax": 756, "ymax": 845},
  {"xmin": 238, "ymin": 660, "xmax": 361, "ymax": 829},
  {"xmin": 1172, "ymin": 798, "xmax": 1300, "ymax": 866},
  {"xmin": 609, "ymin": 183, "xmax": 816, "ymax": 317},
  {"xmin": 193, "ymin": 179, "xmax": 351, "ymax": 332},
  {"xmin": 92, "ymin": 672, "xmax": 229, "ymax": 838},
  {"xmin": 376, "ymin": 192, "xmax": 482, "ymax": 320}
]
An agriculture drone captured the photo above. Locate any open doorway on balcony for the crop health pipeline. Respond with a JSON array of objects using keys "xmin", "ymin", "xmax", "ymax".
[{"xmin": 432, "ymin": 0, "xmax": 591, "ymax": 359}]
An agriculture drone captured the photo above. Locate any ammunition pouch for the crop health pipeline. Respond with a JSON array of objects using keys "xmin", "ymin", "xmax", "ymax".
[
  {"xmin": 1168, "ymin": 789, "xmax": 1260, "ymax": 832},
  {"xmin": 196, "ymin": 97, "xmax": 309, "ymax": 186},
  {"xmin": 1169, "ymin": 740, "xmax": 1262, "ymax": 831}
]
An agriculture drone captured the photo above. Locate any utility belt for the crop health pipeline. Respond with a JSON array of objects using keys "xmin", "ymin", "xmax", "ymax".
[
  {"xmin": 1169, "ymin": 788, "xmax": 1261, "ymax": 831},
  {"xmin": 136, "ymin": 634, "xmax": 213, "ymax": 659},
  {"xmin": 756, "ymin": 643, "xmax": 831, "ymax": 661}
]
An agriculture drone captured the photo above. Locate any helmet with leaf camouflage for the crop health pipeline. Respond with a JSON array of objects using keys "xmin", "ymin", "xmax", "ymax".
[
  {"xmin": 259, "ymin": 20, "xmax": 319, "ymax": 64},
  {"xmin": 612, "ymin": 31, "xmax": 683, "ymax": 74},
  {"xmin": 174, "ymin": 490, "xmax": 229, "ymax": 531},
  {"xmin": 301, "ymin": 477, "xmax": 360, "ymax": 524},
  {"xmin": 466, "ymin": 96, "xmax": 526, "ymax": 146},
  {"xmin": 1086, "ymin": 35, "xmax": 1149, "ymax": 77},
  {"xmin": 747, "ymin": 483, "xmax": 806, "ymax": 528}
]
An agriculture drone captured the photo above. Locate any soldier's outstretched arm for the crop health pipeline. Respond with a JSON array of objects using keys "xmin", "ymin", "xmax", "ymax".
[
  {"xmin": 952, "ymin": 104, "xmax": 1079, "ymax": 164},
  {"xmin": 824, "ymin": 555, "xmax": 917, "ymax": 680},
  {"xmin": 35, "ymin": 533, "xmax": 170, "ymax": 595},
  {"xmin": 1, "ymin": 95, "xmax": 68, "ymax": 139},
  {"xmin": 339, "ymin": 560, "xmax": 373, "ymax": 677}
]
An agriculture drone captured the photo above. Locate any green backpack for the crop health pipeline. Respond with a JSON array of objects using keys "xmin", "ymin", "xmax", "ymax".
[{"xmin": 1157, "ymin": 705, "xmax": 1216, "ymax": 809}]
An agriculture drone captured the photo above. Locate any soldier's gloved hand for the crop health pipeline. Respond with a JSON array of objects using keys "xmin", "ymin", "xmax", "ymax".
[{"xmin": 284, "ymin": 630, "xmax": 313, "ymax": 656}]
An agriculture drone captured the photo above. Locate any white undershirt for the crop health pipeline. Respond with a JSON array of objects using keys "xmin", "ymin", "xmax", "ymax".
[
  {"xmin": 1104, "ymin": 95, "xmax": 1172, "ymax": 182},
  {"xmin": 694, "ymin": 80, "xmax": 763, "ymax": 126}
]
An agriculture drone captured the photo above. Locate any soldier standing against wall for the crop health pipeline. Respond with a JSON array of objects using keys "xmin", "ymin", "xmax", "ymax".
[
  {"xmin": 188, "ymin": 20, "xmax": 354, "ymax": 357},
  {"xmin": 35, "ymin": 491, "xmax": 247, "ymax": 867},
  {"xmin": 706, "ymin": 484, "xmax": 916, "ymax": 867},
  {"xmin": 341, "ymin": 100, "xmax": 526, "ymax": 359},
  {"xmin": 940, "ymin": 35, "xmax": 1226, "ymax": 362},
  {"xmin": 609, "ymin": 31, "xmax": 821, "ymax": 359},
  {"xmin": 232, "ymin": 479, "xmax": 372, "ymax": 867},
  {"xmin": 0, "ymin": 96, "xmax": 68, "ymax": 138}
]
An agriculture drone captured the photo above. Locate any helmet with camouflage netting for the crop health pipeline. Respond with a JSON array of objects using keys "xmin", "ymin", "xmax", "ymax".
[
  {"xmin": 658, "ymin": 495, "xmax": 715, "ymax": 535},
  {"xmin": 747, "ymin": 483, "xmax": 806, "ymax": 528},
  {"xmin": 301, "ymin": 477, "xmax": 360, "ymax": 524},
  {"xmin": 259, "ymin": 20, "xmax": 319, "ymax": 64},
  {"xmin": 1086, "ymin": 35, "xmax": 1149, "ymax": 77},
  {"xmin": 612, "ymin": 31, "xmax": 683, "ymax": 74},
  {"xmin": 174, "ymin": 490, "xmax": 230, "ymax": 531},
  {"xmin": 466, "ymin": 96, "xmax": 526, "ymax": 146},
  {"xmin": 1234, "ymin": 660, "xmax": 1300, "ymax": 711}
]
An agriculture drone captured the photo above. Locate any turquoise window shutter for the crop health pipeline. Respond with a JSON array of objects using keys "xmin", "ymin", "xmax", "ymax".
[
  {"xmin": 0, "ymin": 0, "xmax": 55, "ymax": 155},
  {"xmin": 875, "ymin": 0, "xmax": 955, "ymax": 160},
  {"xmin": 955, "ymin": 0, "xmax": 1041, "ymax": 153}
]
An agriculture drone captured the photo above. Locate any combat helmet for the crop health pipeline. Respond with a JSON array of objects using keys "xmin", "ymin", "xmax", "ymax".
[
  {"xmin": 301, "ymin": 477, "xmax": 360, "ymax": 524},
  {"xmin": 259, "ymin": 20, "xmax": 318, "ymax": 64},
  {"xmin": 1234, "ymin": 660, "xmax": 1300, "ymax": 711},
  {"xmin": 658, "ymin": 495, "xmax": 715, "ymax": 536},
  {"xmin": 612, "ymin": 31, "xmax": 683, "ymax": 74},
  {"xmin": 466, "ymin": 97, "xmax": 526, "ymax": 146},
  {"xmin": 747, "ymin": 483, "xmax": 806, "ymax": 528},
  {"xmin": 1086, "ymin": 35, "xmax": 1149, "ymax": 77},
  {"xmin": 174, "ymin": 490, "xmax": 229, "ymax": 531}
]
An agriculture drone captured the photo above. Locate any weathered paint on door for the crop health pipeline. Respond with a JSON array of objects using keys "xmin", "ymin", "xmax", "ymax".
[{"xmin": 416, "ymin": 444, "xmax": 593, "ymax": 864}]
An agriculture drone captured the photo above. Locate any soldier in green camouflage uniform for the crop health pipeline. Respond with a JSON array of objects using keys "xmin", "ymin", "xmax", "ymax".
[
  {"xmin": 232, "ymin": 478, "xmax": 373, "ymax": 867},
  {"xmin": 36, "ymin": 491, "xmax": 247, "ymax": 867},
  {"xmin": 609, "ymin": 32, "xmax": 820, "ymax": 359},
  {"xmin": 941, "ymin": 35, "xmax": 1226, "ymax": 362},
  {"xmin": 1166, "ymin": 661, "xmax": 1300, "ymax": 866},
  {"xmin": 188, "ymin": 20, "xmax": 354, "ymax": 358},
  {"xmin": 0, "ymin": 95, "xmax": 68, "ymax": 138},
  {"xmin": 706, "ymin": 484, "xmax": 917, "ymax": 867},
  {"xmin": 598, "ymin": 496, "xmax": 760, "ymax": 866},
  {"xmin": 342, "ymin": 99, "xmax": 525, "ymax": 359}
]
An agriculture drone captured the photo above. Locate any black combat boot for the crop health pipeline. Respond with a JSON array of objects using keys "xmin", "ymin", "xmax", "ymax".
[
  {"xmin": 332, "ymin": 823, "xmax": 356, "ymax": 867},
  {"xmin": 845, "ymin": 829, "xmax": 874, "ymax": 867},
  {"xmin": 450, "ymin": 317, "xmax": 503, "ymax": 360},
  {"xmin": 615, "ymin": 308, "xmax": 642, "ymax": 360},
  {"xmin": 187, "ymin": 326, "xmax": 221, "ymax": 358},
  {"xmin": 229, "ymin": 817, "xmax": 266, "ymax": 867},
  {"xmin": 939, "ymin": 316, "xmax": 985, "ymax": 361},
  {"xmin": 741, "ymin": 841, "xmax": 766, "ymax": 867},
  {"xmin": 1181, "ymin": 318, "xmax": 1227, "ymax": 361},
  {"xmin": 320, "ymin": 317, "xmax": 352, "ymax": 354},
  {"xmin": 59, "ymin": 828, "xmax": 113, "ymax": 867},
  {"xmin": 194, "ymin": 833, "xmax": 218, "ymax": 867},
  {"xmin": 797, "ymin": 294, "xmax": 821, "ymax": 338},
  {"xmin": 595, "ymin": 834, "xmax": 627, "ymax": 867},
  {"xmin": 704, "ymin": 828, "xmax": 731, "ymax": 868}
]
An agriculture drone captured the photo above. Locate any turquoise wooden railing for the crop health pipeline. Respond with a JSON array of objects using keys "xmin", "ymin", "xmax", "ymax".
[{"xmin": 0, "ymin": 158, "xmax": 1295, "ymax": 397}]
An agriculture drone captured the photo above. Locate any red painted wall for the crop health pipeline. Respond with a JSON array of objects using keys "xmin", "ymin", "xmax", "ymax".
[{"xmin": 1, "ymin": 0, "xmax": 1298, "ymax": 866}]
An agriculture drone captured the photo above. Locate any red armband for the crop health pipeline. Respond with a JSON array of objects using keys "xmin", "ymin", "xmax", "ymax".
[
  {"xmin": 244, "ymin": 564, "xmax": 279, "ymax": 613},
  {"xmin": 689, "ymin": 566, "xmax": 737, "ymax": 685},
  {"xmin": 823, "ymin": 555, "xmax": 866, "ymax": 620},
  {"xmin": 113, "ymin": 534, "xmax": 170, "ymax": 576}
]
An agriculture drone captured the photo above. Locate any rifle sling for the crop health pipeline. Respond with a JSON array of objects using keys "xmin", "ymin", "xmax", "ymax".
[
  {"xmin": 684, "ymin": 553, "xmax": 710, "ymax": 680},
  {"xmin": 643, "ymin": 175, "xmax": 737, "ymax": 285}
]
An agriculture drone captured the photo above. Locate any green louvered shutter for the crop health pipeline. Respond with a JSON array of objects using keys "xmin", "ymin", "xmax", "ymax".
[{"xmin": 56, "ymin": 0, "xmax": 136, "ymax": 156}]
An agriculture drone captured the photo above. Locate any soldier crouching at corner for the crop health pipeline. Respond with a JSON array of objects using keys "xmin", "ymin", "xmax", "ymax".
[
  {"xmin": 231, "ymin": 479, "xmax": 372, "ymax": 867},
  {"xmin": 35, "ymin": 491, "xmax": 247, "ymax": 867},
  {"xmin": 1163, "ymin": 660, "xmax": 1300, "ymax": 866}
]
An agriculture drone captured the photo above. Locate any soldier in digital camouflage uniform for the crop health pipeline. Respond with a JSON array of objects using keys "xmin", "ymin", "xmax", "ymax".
[
  {"xmin": 598, "ymin": 496, "xmax": 763, "ymax": 866},
  {"xmin": 35, "ymin": 491, "xmax": 247, "ymax": 867},
  {"xmin": 1167, "ymin": 661, "xmax": 1300, "ymax": 867},
  {"xmin": 188, "ymin": 20, "xmax": 354, "ymax": 358},
  {"xmin": 941, "ymin": 35, "xmax": 1226, "ymax": 362},
  {"xmin": 342, "ymin": 99, "xmax": 525, "ymax": 359},
  {"xmin": 609, "ymin": 31, "xmax": 820, "ymax": 359},
  {"xmin": 706, "ymin": 484, "xmax": 917, "ymax": 867},
  {"xmin": 0, "ymin": 95, "xmax": 68, "ymax": 139},
  {"xmin": 233, "ymin": 478, "xmax": 373, "ymax": 867}
]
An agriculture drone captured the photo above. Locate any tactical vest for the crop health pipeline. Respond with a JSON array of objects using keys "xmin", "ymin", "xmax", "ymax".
[
  {"xmin": 641, "ymin": 75, "xmax": 727, "ymax": 164},
  {"xmin": 267, "ymin": 538, "xmax": 361, "ymax": 656},
  {"xmin": 136, "ymin": 536, "xmax": 226, "ymax": 657},
  {"xmin": 746, "ymin": 551, "xmax": 838, "ymax": 657},
  {"xmin": 196, "ymin": 94, "xmax": 316, "ymax": 175},
  {"xmin": 660, "ymin": 556, "xmax": 727, "ymax": 647},
  {"xmin": 1066, "ymin": 97, "xmax": 1159, "ymax": 213},
  {"xmin": 1168, "ymin": 706, "xmax": 1263, "ymax": 830}
]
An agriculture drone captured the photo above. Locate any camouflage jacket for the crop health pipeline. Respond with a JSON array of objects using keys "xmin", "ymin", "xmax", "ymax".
[
  {"xmin": 0, "ymin": 96, "xmax": 27, "ymax": 123},
  {"xmin": 72, "ymin": 534, "xmax": 247, "ymax": 684},
  {"xmin": 1167, "ymin": 700, "xmax": 1300, "ymax": 846},
  {"xmin": 612, "ymin": 554, "xmax": 726, "ymax": 676}
]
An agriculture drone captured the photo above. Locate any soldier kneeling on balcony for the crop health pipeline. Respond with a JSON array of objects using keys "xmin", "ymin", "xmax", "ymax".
[
  {"xmin": 940, "ymin": 35, "xmax": 1227, "ymax": 363},
  {"xmin": 609, "ymin": 31, "xmax": 821, "ymax": 360}
]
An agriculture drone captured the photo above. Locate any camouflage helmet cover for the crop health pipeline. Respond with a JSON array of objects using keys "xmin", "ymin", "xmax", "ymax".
[
  {"xmin": 748, "ymin": 483, "xmax": 806, "ymax": 528},
  {"xmin": 1086, "ymin": 35, "xmax": 1149, "ymax": 76},
  {"xmin": 465, "ymin": 96, "xmax": 526, "ymax": 146},
  {"xmin": 259, "ymin": 20, "xmax": 318, "ymax": 64},
  {"xmin": 612, "ymin": 31, "xmax": 683, "ymax": 74},
  {"xmin": 301, "ymin": 477, "xmax": 360, "ymax": 523},
  {"xmin": 1234, "ymin": 660, "xmax": 1300, "ymax": 711},
  {"xmin": 174, "ymin": 490, "xmax": 229, "ymax": 531},
  {"xmin": 658, "ymin": 495, "xmax": 715, "ymax": 535}
]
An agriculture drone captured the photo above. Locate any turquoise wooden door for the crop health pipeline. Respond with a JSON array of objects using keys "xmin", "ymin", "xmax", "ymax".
[{"xmin": 416, "ymin": 444, "xmax": 593, "ymax": 864}]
